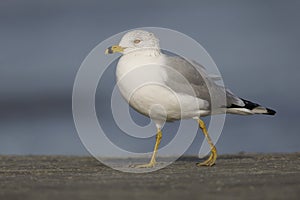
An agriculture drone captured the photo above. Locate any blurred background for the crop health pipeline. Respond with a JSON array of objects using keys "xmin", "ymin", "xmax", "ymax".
[{"xmin": 0, "ymin": 0, "xmax": 299, "ymax": 155}]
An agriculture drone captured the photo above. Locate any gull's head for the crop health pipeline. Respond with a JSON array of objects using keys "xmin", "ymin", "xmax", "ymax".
[{"xmin": 105, "ymin": 30, "xmax": 160, "ymax": 55}]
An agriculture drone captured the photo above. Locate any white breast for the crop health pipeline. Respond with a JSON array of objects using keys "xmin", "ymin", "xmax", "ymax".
[{"xmin": 116, "ymin": 53, "xmax": 205, "ymax": 121}]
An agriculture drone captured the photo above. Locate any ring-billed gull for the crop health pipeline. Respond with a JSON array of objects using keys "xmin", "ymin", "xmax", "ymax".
[{"xmin": 105, "ymin": 30, "xmax": 276, "ymax": 167}]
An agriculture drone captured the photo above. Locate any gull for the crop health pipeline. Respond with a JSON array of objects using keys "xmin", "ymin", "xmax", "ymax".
[{"xmin": 105, "ymin": 30, "xmax": 276, "ymax": 168}]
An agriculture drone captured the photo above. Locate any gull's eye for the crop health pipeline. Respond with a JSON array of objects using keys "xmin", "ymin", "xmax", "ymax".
[{"xmin": 133, "ymin": 39, "xmax": 141, "ymax": 44}]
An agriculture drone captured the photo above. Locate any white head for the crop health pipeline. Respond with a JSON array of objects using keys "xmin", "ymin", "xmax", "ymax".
[{"xmin": 105, "ymin": 30, "xmax": 160, "ymax": 55}]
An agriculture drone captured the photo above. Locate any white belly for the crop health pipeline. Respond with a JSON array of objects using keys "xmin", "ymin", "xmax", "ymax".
[{"xmin": 116, "ymin": 54, "xmax": 206, "ymax": 121}]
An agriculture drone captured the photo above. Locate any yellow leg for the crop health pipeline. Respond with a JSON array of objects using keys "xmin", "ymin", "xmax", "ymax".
[
  {"xmin": 197, "ymin": 119, "xmax": 217, "ymax": 167},
  {"xmin": 131, "ymin": 128, "xmax": 162, "ymax": 168}
]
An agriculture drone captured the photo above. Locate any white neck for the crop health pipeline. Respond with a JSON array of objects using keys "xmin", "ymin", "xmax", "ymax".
[{"xmin": 123, "ymin": 48, "xmax": 161, "ymax": 57}]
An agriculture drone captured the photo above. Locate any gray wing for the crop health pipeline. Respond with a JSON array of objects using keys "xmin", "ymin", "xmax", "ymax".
[{"xmin": 163, "ymin": 56, "xmax": 244, "ymax": 108}]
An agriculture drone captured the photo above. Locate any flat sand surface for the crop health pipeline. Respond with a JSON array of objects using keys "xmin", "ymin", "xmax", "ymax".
[{"xmin": 0, "ymin": 153, "xmax": 299, "ymax": 200}]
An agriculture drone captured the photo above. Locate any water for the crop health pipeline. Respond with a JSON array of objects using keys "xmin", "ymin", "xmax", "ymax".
[{"xmin": 0, "ymin": 0, "xmax": 299, "ymax": 155}]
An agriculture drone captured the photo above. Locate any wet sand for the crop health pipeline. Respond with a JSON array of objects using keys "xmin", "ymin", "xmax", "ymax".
[{"xmin": 0, "ymin": 153, "xmax": 299, "ymax": 200}]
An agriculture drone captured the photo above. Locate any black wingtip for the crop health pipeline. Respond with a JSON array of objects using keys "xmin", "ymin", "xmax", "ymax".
[
  {"xmin": 264, "ymin": 108, "xmax": 276, "ymax": 115},
  {"xmin": 228, "ymin": 98, "xmax": 276, "ymax": 116}
]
